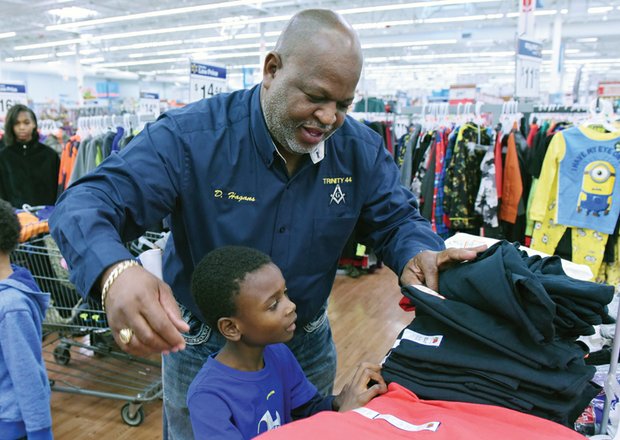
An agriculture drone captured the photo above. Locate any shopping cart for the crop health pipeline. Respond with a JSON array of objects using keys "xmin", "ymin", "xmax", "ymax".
[{"xmin": 10, "ymin": 233, "xmax": 163, "ymax": 426}]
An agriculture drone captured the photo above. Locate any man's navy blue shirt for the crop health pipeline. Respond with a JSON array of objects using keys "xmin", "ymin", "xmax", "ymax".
[{"xmin": 50, "ymin": 85, "xmax": 444, "ymax": 326}]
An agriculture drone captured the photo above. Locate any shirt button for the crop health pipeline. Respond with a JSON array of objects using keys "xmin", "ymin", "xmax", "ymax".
[{"xmin": 279, "ymin": 226, "xmax": 286, "ymax": 233}]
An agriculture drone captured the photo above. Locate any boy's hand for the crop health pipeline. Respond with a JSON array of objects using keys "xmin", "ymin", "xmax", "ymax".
[{"xmin": 333, "ymin": 362, "xmax": 387, "ymax": 412}]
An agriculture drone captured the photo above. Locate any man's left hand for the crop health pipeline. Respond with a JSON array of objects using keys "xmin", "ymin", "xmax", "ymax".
[{"xmin": 400, "ymin": 245, "xmax": 487, "ymax": 291}]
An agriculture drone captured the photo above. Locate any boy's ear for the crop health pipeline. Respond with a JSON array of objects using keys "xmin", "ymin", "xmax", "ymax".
[{"xmin": 217, "ymin": 317, "xmax": 241, "ymax": 341}]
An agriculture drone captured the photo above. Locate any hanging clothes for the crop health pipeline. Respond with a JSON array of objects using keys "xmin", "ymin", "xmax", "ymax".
[
  {"xmin": 530, "ymin": 125, "xmax": 620, "ymax": 279},
  {"xmin": 443, "ymin": 123, "xmax": 491, "ymax": 232}
]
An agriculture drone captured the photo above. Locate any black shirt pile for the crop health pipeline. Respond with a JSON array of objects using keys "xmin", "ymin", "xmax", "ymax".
[{"xmin": 383, "ymin": 240, "xmax": 614, "ymax": 427}]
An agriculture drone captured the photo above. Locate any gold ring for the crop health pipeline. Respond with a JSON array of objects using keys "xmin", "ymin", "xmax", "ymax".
[{"xmin": 119, "ymin": 328, "xmax": 134, "ymax": 345}]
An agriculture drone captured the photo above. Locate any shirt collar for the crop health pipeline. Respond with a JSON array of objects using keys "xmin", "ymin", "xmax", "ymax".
[{"xmin": 250, "ymin": 84, "xmax": 325, "ymax": 166}]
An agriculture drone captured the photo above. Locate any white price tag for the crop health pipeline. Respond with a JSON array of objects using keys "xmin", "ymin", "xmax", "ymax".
[
  {"xmin": 189, "ymin": 62, "xmax": 227, "ymax": 103},
  {"xmin": 0, "ymin": 83, "xmax": 28, "ymax": 119},
  {"xmin": 139, "ymin": 92, "xmax": 160, "ymax": 117},
  {"xmin": 515, "ymin": 38, "xmax": 542, "ymax": 99}
]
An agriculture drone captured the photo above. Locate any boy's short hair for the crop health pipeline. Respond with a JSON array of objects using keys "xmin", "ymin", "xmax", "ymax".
[
  {"xmin": 191, "ymin": 246, "xmax": 272, "ymax": 329},
  {"xmin": 0, "ymin": 199, "xmax": 20, "ymax": 254}
]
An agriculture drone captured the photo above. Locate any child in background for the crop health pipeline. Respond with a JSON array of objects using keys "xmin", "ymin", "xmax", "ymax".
[
  {"xmin": 187, "ymin": 245, "xmax": 387, "ymax": 439},
  {"xmin": 0, "ymin": 199, "xmax": 53, "ymax": 440}
]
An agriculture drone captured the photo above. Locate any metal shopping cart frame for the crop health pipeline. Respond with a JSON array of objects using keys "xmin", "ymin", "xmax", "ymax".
[{"xmin": 10, "ymin": 233, "xmax": 164, "ymax": 426}]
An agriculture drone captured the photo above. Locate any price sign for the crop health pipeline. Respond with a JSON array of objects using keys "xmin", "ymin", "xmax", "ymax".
[
  {"xmin": 189, "ymin": 61, "xmax": 227, "ymax": 103},
  {"xmin": 139, "ymin": 92, "xmax": 160, "ymax": 117},
  {"xmin": 515, "ymin": 38, "xmax": 542, "ymax": 99},
  {"xmin": 0, "ymin": 83, "xmax": 28, "ymax": 119}
]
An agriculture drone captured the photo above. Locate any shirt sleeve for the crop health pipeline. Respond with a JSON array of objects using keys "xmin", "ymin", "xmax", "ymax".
[
  {"xmin": 357, "ymin": 139, "xmax": 446, "ymax": 277},
  {"xmin": 529, "ymin": 132, "xmax": 566, "ymax": 222},
  {"xmin": 291, "ymin": 392, "xmax": 335, "ymax": 420},
  {"xmin": 275, "ymin": 345, "xmax": 321, "ymax": 411},
  {"xmin": 187, "ymin": 390, "xmax": 244, "ymax": 440},
  {"xmin": 49, "ymin": 115, "xmax": 185, "ymax": 298},
  {"xmin": 0, "ymin": 311, "xmax": 52, "ymax": 437}
]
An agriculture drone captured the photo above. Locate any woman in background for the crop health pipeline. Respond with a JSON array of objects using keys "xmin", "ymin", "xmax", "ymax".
[{"xmin": 0, "ymin": 104, "xmax": 60, "ymax": 207}]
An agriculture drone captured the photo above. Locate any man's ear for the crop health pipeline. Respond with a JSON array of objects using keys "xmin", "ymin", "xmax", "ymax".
[
  {"xmin": 218, "ymin": 317, "xmax": 241, "ymax": 342},
  {"xmin": 262, "ymin": 51, "xmax": 282, "ymax": 87}
]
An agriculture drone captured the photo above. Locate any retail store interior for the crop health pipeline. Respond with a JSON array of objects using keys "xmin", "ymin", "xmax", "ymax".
[{"xmin": 1, "ymin": 0, "xmax": 620, "ymax": 439}]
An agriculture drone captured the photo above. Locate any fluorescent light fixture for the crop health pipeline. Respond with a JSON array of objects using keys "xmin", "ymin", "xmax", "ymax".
[
  {"xmin": 366, "ymin": 51, "xmax": 514, "ymax": 63},
  {"xmin": 128, "ymin": 42, "xmax": 273, "ymax": 59},
  {"xmin": 109, "ymin": 40, "xmax": 184, "ymax": 51},
  {"xmin": 8, "ymin": 53, "xmax": 53, "ymax": 62},
  {"xmin": 46, "ymin": 0, "xmax": 279, "ymax": 31},
  {"xmin": 48, "ymin": 6, "xmax": 97, "ymax": 20},
  {"xmin": 541, "ymin": 49, "xmax": 580, "ymax": 55},
  {"xmin": 565, "ymin": 58, "xmax": 620, "ymax": 64},
  {"xmin": 354, "ymin": 20, "xmax": 415, "ymax": 30},
  {"xmin": 588, "ymin": 6, "xmax": 613, "ymax": 14},
  {"xmin": 55, "ymin": 50, "xmax": 77, "ymax": 57},
  {"xmin": 23, "ymin": 15, "xmax": 292, "ymax": 50},
  {"xmin": 576, "ymin": 37, "xmax": 598, "ymax": 43},
  {"xmin": 15, "ymin": 37, "xmax": 83, "ymax": 50},
  {"xmin": 505, "ymin": 9, "xmax": 563, "ymax": 18},
  {"xmin": 421, "ymin": 13, "xmax": 504, "ymax": 24},
  {"xmin": 94, "ymin": 57, "xmax": 187, "ymax": 68},
  {"xmin": 337, "ymin": 0, "xmax": 500, "ymax": 15},
  {"xmin": 532, "ymin": 9, "xmax": 559, "ymax": 16},
  {"xmin": 193, "ymin": 51, "xmax": 262, "ymax": 60},
  {"xmin": 80, "ymin": 57, "xmax": 105, "ymax": 64},
  {"xmin": 362, "ymin": 39, "xmax": 457, "ymax": 49},
  {"xmin": 79, "ymin": 48, "xmax": 100, "ymax": 55},
  {"xmin": 0, "ymin": 32, "xmax": 16, "ymax": 39}
]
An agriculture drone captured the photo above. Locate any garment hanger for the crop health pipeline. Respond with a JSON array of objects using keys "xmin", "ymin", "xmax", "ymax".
[{"xmin": 582, "ymin": 98, "xmax": 617, "ymax": 133}]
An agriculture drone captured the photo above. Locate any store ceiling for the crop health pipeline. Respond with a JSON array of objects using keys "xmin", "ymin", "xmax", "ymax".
[{"xmin": 1, "ymin": 0, "xmax": 619, "ymax": 94}]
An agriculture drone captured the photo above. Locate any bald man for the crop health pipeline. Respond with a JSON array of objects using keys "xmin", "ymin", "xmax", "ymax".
[{"xmin": 50, "ymin": 9, "xmax": 482, "ymax": 439}]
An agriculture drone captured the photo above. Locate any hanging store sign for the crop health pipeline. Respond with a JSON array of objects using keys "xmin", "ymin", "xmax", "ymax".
[
  {"xmin": 515, "ymin": 38, "xmax": 542, "ymax": 99},
  {"xmin": 189, "ymin": 61, "xmax": 227, "ymax": 103},
  {"xmin": 598, "ymin": 82, "xmax": 620, "ymax": 98},
  {"xmin": 0, "ymin": 83, "xmax": 28, "ymax": 119},
  {"xmin": 448, "ymin": 84, "xmax": 477, "ymax": 105},
  {"xmin": 139, "ymin": 92, "xmax": 160, "ymax": 117},
  {"xmin": 518, "ymin": 0, "xmax": 536, "ymax": 36}
]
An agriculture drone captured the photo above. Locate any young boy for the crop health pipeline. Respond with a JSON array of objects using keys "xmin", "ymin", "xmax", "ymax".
[
  {"xmin": 187, "ymin": 245, "xmax": 387, "ymax": 439},
  {"xmin": 0, "ymin": 199, "xmax": 53, "ymax": 440}
]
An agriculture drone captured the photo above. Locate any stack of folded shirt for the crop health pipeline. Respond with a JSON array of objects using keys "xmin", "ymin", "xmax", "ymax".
[{"xmin": 383, "ymin": 240, "xmax": 614, "ymax": 427}]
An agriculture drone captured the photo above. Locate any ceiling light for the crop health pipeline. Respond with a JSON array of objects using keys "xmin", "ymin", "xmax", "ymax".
[
  {"xmin": 576, "ymin": 37, "xmax": 598, "ymax": 43},
  {"xmin": 55, "ymin": 50, "xmax": 76, "ymax": 57},
  {"xmin": 46, "ymin": 0, "xmax": 279, "ymax": 31},
  {"xmin": 109, "ymin": 40, "xmax": 184, "ymax": 51},
  {"xmin": 15, "ymin": 37, "xmax": 83, "ymax": 50},
  {"xmin": 48, "ymin": 6, "xmax": 97, "ymax": 20},
  {"xmin": 541, "ymin": 49, "xmax": 580, "ymax": 55},
  {"xmin": 421, "ymin": 13, "xmax": 504, "ymax": 24},
  {"xmin": 337, "ymin": 0, "xmax": 500, "ymax": 15},
  {"xmin": 366, "ymin": 51, "xmax": 514, "ymax": 63},
  {"xmin": 9, "ymin": 53, "xmax": 53, "ymax": 62},
  {"xmin": 0, "ymin": 32, "xmax": 16, "ymax": 39},
  {"xmin": 588, "ymin": 6, "xmax": 613, "ymax": 14},
  {"xmin": 80, "ymin": 57, "xmax": 105, "ymax": 64},
  {"xmin": 94, "ymin": 57, "xmax": 187, "ymax": 68},
  {"xmin": 354, "ymin": 20, "xmax": 415, "ymax": 30},
  {"xmin": 362, "ymin": 39, "xmax": 457, "ymax": 49}
]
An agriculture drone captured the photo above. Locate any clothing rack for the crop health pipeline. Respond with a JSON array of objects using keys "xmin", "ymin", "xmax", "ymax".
[{"xmin": 76, "ymin": 113, "xmax": 156, "ymax": 136}]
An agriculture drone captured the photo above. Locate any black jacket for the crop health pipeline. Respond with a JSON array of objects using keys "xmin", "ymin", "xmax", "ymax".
[{"xmin": 0, "ymin": 139, "xmax": 60, "ymax": 207}]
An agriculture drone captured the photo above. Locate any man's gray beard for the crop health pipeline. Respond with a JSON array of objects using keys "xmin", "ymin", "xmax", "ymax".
[{"xmin": 263, "ymin": 87, "xmax": 328, "ymax": 155}]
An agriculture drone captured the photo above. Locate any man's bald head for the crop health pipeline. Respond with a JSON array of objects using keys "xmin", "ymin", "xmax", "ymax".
[{"xmin": 274, "ymin": 9, "xmax": 363, "ymax": 67}]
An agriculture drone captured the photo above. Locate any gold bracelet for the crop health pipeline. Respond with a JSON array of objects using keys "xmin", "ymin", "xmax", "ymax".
[{"xmin": 101, "ymin": 260, "xmax": 140, "ymax": 312}]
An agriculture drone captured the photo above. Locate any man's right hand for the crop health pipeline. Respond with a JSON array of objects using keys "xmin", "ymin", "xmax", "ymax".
[{"xmin": 101, "ymin": 264, "xmax": 189, "ymax": 356}]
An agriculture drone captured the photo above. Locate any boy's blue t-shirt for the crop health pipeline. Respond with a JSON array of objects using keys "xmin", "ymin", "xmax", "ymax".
[{"xmin": 187, "ymin": 343, "xmax": 319, "ymax": 439}]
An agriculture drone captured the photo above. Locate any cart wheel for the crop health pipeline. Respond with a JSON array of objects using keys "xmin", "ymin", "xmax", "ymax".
[
  {"xmin": 121, "ymin": 403, "xmax": 145, "ymax": 426},
  {"xmin": 53, "ymin": 345, "xmax": 71, "ymax": 365}
]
